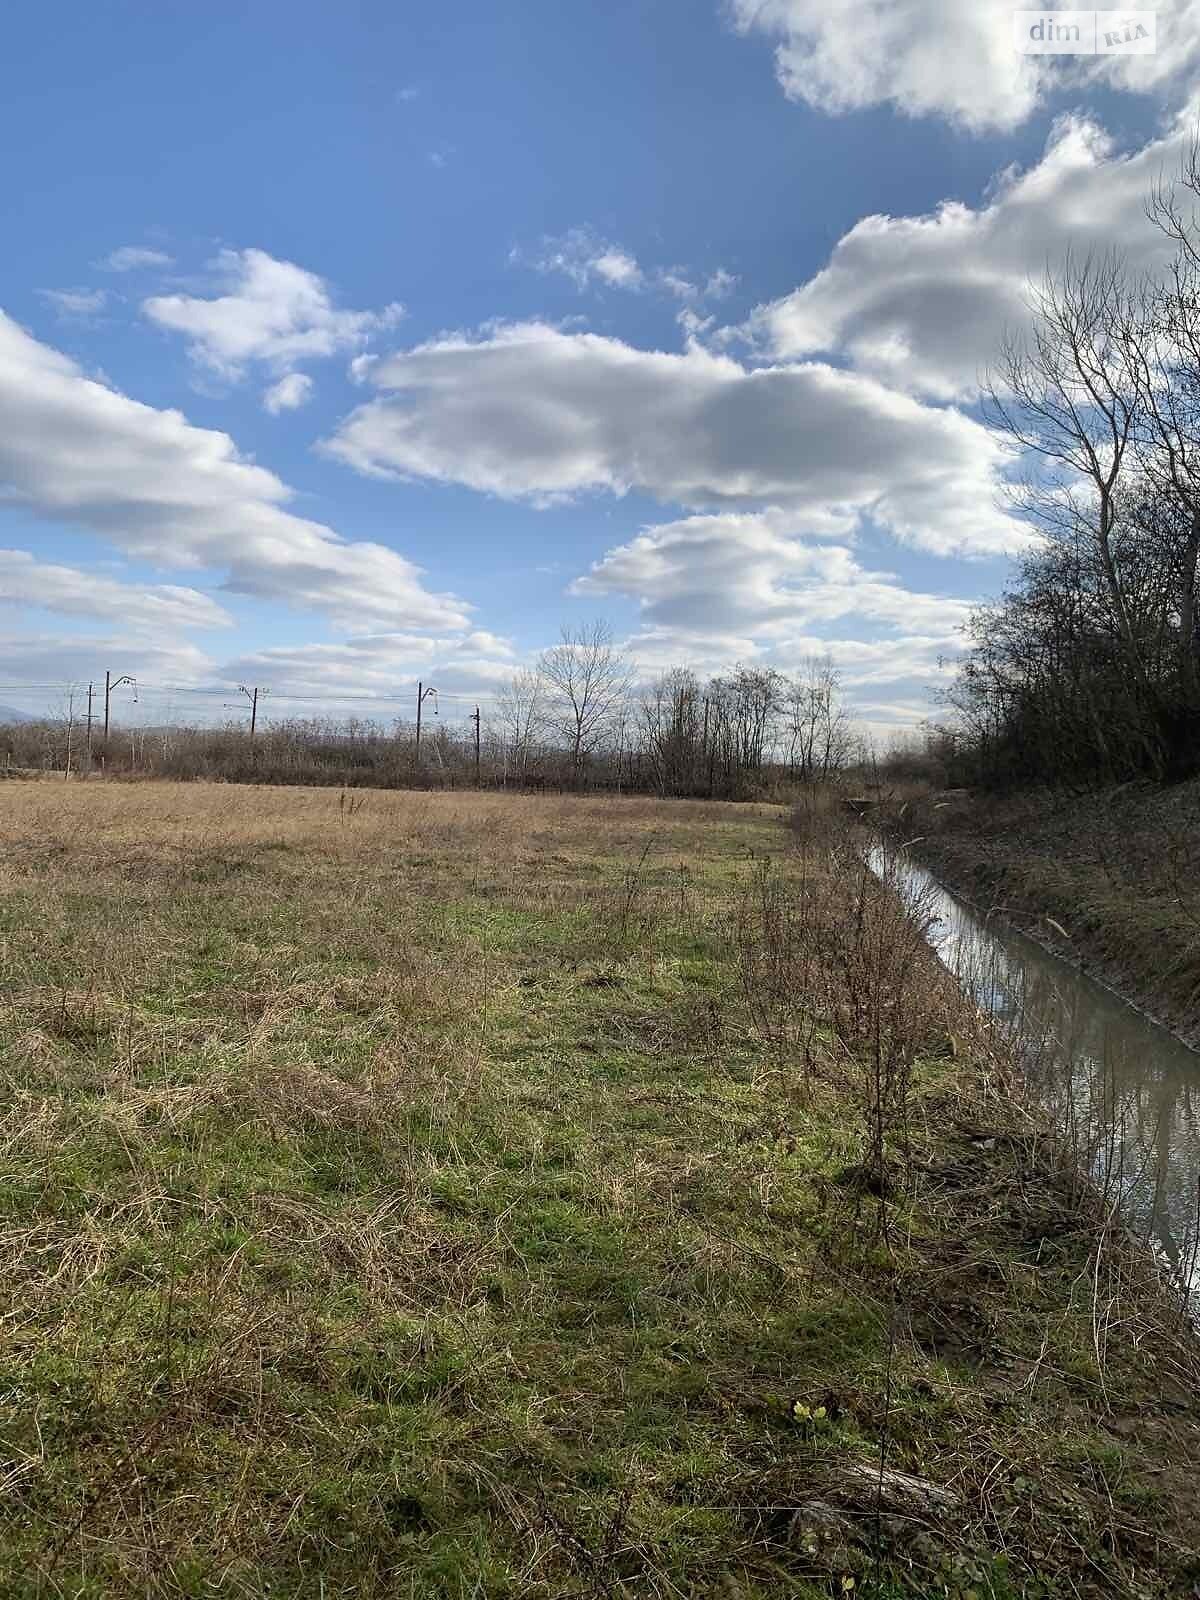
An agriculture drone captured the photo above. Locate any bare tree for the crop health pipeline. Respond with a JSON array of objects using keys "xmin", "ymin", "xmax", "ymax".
[
  {"xmin": 494, "ymin": 667, "xmax": 544, "ymax": 781},
  {"xmin": 640, "ymin": 667, "xmax": 705, "ymax": 795},
  {"xmin": 536, "ymin": 621, "xmax": 634, "ymax": 777},
  {"xmin": 703, "ymin": 666, "xmax": 786, "ymax": 796},
  {"xmin": 984, "ymin": 250, "xmax": 1147, "ymax": 684},
  {"xmin": 1138, "ymin": 138, "xmax": 1200, "ymax": 697},
  {"xmin": 783, "ymin": 656, "xmax": 850, "ymax": 779}
]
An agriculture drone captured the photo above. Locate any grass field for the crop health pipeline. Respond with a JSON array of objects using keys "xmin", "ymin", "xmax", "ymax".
[{"xmin": 0, "ymin": 781, "xmax": 1197, "ymax": 1598}]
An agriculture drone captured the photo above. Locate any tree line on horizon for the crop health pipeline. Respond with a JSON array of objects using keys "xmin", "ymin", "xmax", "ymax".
[{"xmin": 0, "ymin": 625, "xmax": 856, "ymax": 801}]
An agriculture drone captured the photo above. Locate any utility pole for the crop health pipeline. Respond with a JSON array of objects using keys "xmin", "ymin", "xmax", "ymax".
[
  {"xmin": 85, "ymin": 682, "xmax": 95, "ymax": 766},
  {"xmin": 104, "ymin": 671, "xmax": 136, "ymax": 741},
  {"xmin": 237, "ymin": 684, "xmax": 268, "ymax": 740},
  {"xmin": 415, "ymin": 682, "xmax": 438, "ymax": 761},
  {"xmin": 471, "ymin": 705, "xmax": 481, "ymax": 786},
  {"xmin": 65, "ymin": 687, "xmax": 75, "ymax": 778}
]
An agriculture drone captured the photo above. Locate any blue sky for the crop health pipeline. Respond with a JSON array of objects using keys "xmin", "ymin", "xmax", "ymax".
[{"xmin": 0, "ymin": 0, "xmax": 1191, "ymax": 737}]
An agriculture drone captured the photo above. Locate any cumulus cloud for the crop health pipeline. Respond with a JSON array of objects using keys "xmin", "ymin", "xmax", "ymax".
[
  {"xmin": 574, "ymin": 509, "xmax": 975, "ymax": 641},
  {"xmin": 323, "ymin": 320, "xmax": 1023, "ymax": 556},
  {"xmin": 262, "ymin": 372, "xmax": 314, "ymax": 414},
  {"xmin": 222, "ymin": 629, "xmax": 517, "ymax": 703},
  {"xmin": 38, "ymin": 288, "xmax": 108, "ymax": 320},
  {"xmin": 0, "ymin": 631, "xmax": 214, "ymax": 692},
  {"xmin": 98, "ymin": 246, "xmax": 174, "ymax": 272},
  {"xmin": 729, "ymin": 0, "xmax": 1200, "ymax": 131},
  {"xmin": 806, "ymin": 635, "xmax": 956, "ymax": 688},
  {"xmin": 0, "ymin": 309, "xmax": 469, "ymax": 633},
  {"xmin": 619, "ymin": 617, "xmax": 961, "ymax": 712},
  {"xmin": 0, "ymin": 550, "xmax": 233, "ymax": 632},
  {"xmin": 570, "ymin": 509, "xmax": 980, "ymax": 722},
  {"xmin": 741, "ymin": 115, "xmax": 1187, "ymax": 399},
  {"xmin": 142, "ymin": 248, "xmax": 403, "ymax": 381}
]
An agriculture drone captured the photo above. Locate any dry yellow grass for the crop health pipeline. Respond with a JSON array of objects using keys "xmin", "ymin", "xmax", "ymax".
[{"xmin": 1, "ymin": 777, "xmax": 777, "ymax": 849}]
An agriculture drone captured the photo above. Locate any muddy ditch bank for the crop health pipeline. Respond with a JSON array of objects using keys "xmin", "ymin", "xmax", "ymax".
[{"xmin": 887, "ymin": 782, "xmax": 1200, "ymax": 1053}]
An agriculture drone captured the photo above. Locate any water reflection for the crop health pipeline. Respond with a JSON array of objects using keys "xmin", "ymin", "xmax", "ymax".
[{"xmin": 868, "ymin": 845, "xmax": 1200, "ymax": 1290}]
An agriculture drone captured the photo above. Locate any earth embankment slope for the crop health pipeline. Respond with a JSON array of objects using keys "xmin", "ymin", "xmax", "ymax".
[{"xmin": 909, "ymin": 778, "xmax": 1200, "ymax": 1046}]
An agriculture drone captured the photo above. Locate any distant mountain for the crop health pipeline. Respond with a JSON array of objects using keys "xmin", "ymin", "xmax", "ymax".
[{"xmin": 0, "ymin": 705, "xmax": 38, "ymax": 724}]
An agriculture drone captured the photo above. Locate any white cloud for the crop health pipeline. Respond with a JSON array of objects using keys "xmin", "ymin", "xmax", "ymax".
[
  {"xmin": 262, "ymin": 372, "xmax": 314, "ymax": 414},
  {"xmin": 520, "ymin": 229, "xmax": 645, "ymax": 291},
  {"xmin": 806, "ymin": 635, "xmax": 955, "ymax": 688},
  {"xmin": 222, "ymin": 629, "xmax": 517, "ymax": 704},
  {"xmin": 660, "ymin": 267, "xmax": 738, "ymax": 305},
  {"xmin": 574, "ymin": 509, "xmax": 975, "ymax": 640},
  {"xmin": 592, "ymin": 248, "xmax": 643, "ymax": 288},
  {"xmin": 38, "ymin": 288, "xmax": 107, "ymax": 320},
  {"xmin": 704, "ymin": 268, "xmax": 737, "ymax": 300},
  {"xmin": 574, "ymin": 509, "xmax": 973, "ymax": 729},
  {"xmin": 676, "ymin": 308, "xmax": 715, "ymax": 342},
  {"xmin": 323, "ymin": 320, "xmax": 1023, "ymax": 556},
  {"xmin": 659, "ymin": 270, "xmax": 696, "ymax": 300},
  {"xmin": 618, "ymin": 620, "xmax": 959, "ymax": 725},
  {"xmin": 741, "ymin": 115, "xmax": 1186, "ymax": 399},
  {"xmin": 517, "ymin": 230, "xmax": 736, "ymax": 310},
  {"xmin": 142, "ymin": 248, "xmax": 403, "ymax": 382},
  {"xmin": 728, "ymin": 0, "xmax": 1043, "ymax": 130},
  {"xmin": 0, "ymin": 550, "xmax": 233, "ymax": 632},
  {"xmin": 0, "ymin": 632, "xmax": 214, "ymax": 693},
  {"xmin": 98, "ymin": 246, "xmax": 174, "ymax": 273},
  {"xmin": 729, "ymin": 0, "xmax": 1200, "ymax": 131},
  {"xmin": 0, "ymin": 308, "xmax": 469, "ymax": 633}
]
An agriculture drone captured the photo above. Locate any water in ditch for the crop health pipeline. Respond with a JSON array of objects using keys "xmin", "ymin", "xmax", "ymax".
[{"xmin": 868, "ymin": 844, "xmax": 1200, "ymax": 1291}]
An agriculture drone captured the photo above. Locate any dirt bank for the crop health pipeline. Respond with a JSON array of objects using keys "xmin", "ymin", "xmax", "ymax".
[{"xmin": 902, "ymin": 779, "xmax": 1200, "ymax": 1049}]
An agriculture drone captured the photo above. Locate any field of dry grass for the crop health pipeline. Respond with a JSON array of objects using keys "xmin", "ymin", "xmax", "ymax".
[{"xmin": 0, "ymin": 780, "xmax": 1197, "ymax": 1598}]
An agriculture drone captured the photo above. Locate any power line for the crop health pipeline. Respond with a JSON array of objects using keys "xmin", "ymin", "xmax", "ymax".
[
  {"xmin": 0, "ymin": 680, "xmax": 508, "ymax": 708},
  {"xmin": 147, "ymin": 683, "xmax": 505, "ymax": 705}
]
